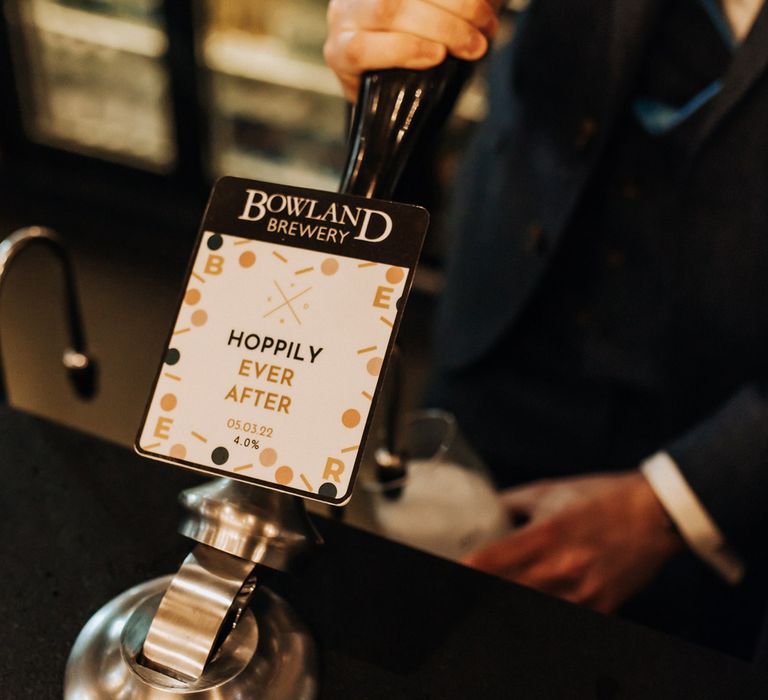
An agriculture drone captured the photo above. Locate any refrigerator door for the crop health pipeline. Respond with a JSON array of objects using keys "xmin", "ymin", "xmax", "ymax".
[
  {"xmin": 197, "ymin": 0, "xmax": 347, "ymax": 191},
  {"xmin": 5, "ymin": 0, "xmax": 176, "ymax": 172}
]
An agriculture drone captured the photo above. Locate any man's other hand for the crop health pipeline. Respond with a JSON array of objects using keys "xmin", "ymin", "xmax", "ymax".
[
  {"xmin": 463, "ymin": 472, "xmax": 685, "ymax": 613},
  {"xmin": 324, "ymin": 0, "xmax": 501, "ymax": 101}
]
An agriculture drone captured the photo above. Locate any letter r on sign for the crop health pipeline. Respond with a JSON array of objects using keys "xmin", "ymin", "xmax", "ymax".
[{"xmin": 322, "ymin": 457, "xmax": 345, "ymax": 483}]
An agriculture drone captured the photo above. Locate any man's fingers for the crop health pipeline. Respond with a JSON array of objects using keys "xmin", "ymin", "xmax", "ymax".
[
  {"xmin": 514, "ymin": 563, "xmax": 582, "ymax": 598},
  {"xmin": 324, "ymin": 29, "xmax": 447, "ymax": 80},
  {"xmin": 462, "ymin": 520, "xmax": 558, "ymax": 574},
  {"xmin": 462, "ymin": 536, "xmax": 533, "ymax": 575},
  {"xmin": 325, "ymin": 0, "xmax": 500, "ymax": 99},
  {"xmin": 499, "ymin": 482, "xmax": 546, "ymax": 519},
  {"xmin": 384, "ymin": 0, "xmax": 490, "ymax": 59},
  {"xmin": 331, "ymin": 0, "xmax": 499, "ymax": 37},
  {"xmin": 424, "ymin": 0, "xmax": 500, "ymax": 35},
  {"xmin": 329, "ymin": 0, "xmax": 493, "ymax": 59},
  {"xmin": 513, "ymin": 546, "xmax": 591, "ymax": 589}
]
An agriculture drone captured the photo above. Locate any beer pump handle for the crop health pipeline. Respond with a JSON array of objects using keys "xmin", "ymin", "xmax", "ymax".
[
  {"xmin": 339, "ymin": 59, "xmax": 473, "ymax": 494},
  {"xmin": 339, "ymin": 57, "xmax": 472, "ymax": 200}
]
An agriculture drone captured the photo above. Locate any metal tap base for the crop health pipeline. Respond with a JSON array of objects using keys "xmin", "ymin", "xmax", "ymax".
[{"xmin": 64, "ymin": 575, "xmax": 318, "ymax": 700}]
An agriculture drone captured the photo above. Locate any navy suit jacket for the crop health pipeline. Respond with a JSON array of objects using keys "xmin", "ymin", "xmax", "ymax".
[{"xmin": 435, "ymin": 0, "xmax": 768, "ymax": 555}]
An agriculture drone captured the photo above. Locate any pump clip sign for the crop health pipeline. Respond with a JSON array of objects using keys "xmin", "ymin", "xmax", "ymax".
[{"xmin": 136, "ymin": 177, "xmax": 428, "ymax": 505}]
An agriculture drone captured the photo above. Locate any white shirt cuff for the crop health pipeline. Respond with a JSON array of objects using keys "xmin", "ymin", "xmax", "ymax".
[{"xmin": 640, "ymin": 451, "xmax": 745, "ymax": 585}]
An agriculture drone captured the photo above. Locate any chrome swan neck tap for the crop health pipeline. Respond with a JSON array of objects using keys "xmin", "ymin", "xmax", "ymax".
[{"xmin": 0, "ymin": 225, "xmax": 97, "ymax": 400}]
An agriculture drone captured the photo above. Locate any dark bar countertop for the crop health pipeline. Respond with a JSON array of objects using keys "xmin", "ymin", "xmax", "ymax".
[{"xmin": 0, "ymin": 407, "xmax": 764, "ymax": 698}]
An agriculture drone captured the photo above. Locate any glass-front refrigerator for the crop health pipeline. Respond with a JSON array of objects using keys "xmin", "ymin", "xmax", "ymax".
[
  {"xmin": 198, "ymin": 0, "xmax": 346, "ymax": 191},
  {"xmin": 4, "ymin": 0, "xmax": 176, "ymax": 172},
  {"xmin": 1, "ymin": 0, "xmax": 507, "ymax": 268}
]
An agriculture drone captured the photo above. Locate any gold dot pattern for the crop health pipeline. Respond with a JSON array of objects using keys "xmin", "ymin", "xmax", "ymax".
[
  {"xmin": 170, "ymin": 444, "xmax": 187, "ymax": 459},
  {"xmin": 321, "ymin": 258, "xmax": 339, "ymax": 275},
  {"xmin": 142, "ymin": 232, "xmax": 414, "ymax": 505},
  {"xmin": 259, "ymin": 448, "xmax": 277, "ymax": 467},
  {"xmin": 184, "ymin": 289, "xmax": 201, "ymax": 305},
  {"xmin": 239, "ymin": 251, "xmax": 256, "ymax": 268},
  {"xmin": 275, "ymin": 466, "xmax": 294, "ymax": 485},
  {"xmin": 191, "ymin": 309, "xmax": 208, "ymax": 327},
  {"xmin": 160, "ymin": 393, "xmax": 177, "ymax": 411},
  {"xmin": 342, "ymin": 409, "xmax": 361, "ymax": 428}
]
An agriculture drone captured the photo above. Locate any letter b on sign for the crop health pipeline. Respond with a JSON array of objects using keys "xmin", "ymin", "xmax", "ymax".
[
  {"xmin": 239, "ymin": 189, "xmax": 268, "ymax": 222},
  {"xmin": 205, "ymin": 255, "xmax": 224, "ymax": 275}
]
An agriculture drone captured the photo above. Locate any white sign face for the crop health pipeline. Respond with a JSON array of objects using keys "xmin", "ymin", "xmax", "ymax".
[{"xmin": 136, "ymin": 178, "xmax": 428, "ymax": 505}]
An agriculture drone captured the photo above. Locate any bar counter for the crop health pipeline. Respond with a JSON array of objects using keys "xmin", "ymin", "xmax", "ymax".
[{"xmin": 1, "ymin": 407, "xmax": 764, "ymax": 698}]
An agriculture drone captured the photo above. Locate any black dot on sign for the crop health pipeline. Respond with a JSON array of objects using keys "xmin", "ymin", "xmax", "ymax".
[
  {"xmin": 211, "ymin": 447, "xmax": 229, "ymax": 465},
  {"xmin": 165, "ymin": 348, "xmax": 180, "ymax": 365},
  {"xmin": 395, "ymin": 297, "xmax": 403, "ymax": 311},
  {"xmin": 319, "ymin": 482, "xmax": 337, "ymax": 499},
  {"xmin": 207, "ymin": 234, "xmax": 223, "ymax": 250}
]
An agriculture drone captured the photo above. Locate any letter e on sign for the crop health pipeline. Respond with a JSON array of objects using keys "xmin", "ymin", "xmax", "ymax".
[
  {"xmin": 154, "ymin": 416, "xmax": 173, "ymax": 440},
  {"xmin": 373, "ymin": 286, "xmax": 393, "ymax": 309}
]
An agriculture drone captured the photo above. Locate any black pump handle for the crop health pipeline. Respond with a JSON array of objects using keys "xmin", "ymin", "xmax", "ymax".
[{"xmin": 339, "ymin": 57, "xmax": 472, "ymax": 200}]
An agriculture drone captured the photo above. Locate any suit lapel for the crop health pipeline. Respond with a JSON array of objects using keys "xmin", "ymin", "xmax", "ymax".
[{"xmin": 688, "ymin": 0, "xmax": 768, "ymax": 152}]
